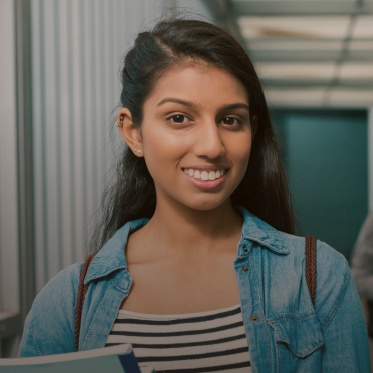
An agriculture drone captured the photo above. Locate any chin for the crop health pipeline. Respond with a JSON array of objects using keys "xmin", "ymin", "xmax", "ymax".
[{"xmin": 186, "ymin": 198, "xmax": 232, "ymax": 212}]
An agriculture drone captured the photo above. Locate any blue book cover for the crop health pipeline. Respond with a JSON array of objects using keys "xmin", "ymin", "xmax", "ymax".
[{"xmin": 0, "ymin": 344, "xmax": 155, "ymax": 373}]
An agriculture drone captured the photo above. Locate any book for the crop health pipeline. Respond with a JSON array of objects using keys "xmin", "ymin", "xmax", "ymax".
[{"xmin": 0, "ymin": 344, "xmax": 155, "ymax": 373}]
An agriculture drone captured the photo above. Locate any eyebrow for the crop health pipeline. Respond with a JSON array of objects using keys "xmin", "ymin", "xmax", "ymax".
[
  {"xmin": 157, "ymin": 98, "xmax": 194, "ymax": 107},
  {"xmin": 222, "ymin": 103, "xmax": 250, "ymax": 112},
  {"xmin": 157, "ymin": 98, "xmax": 250, "ymax": 112}
]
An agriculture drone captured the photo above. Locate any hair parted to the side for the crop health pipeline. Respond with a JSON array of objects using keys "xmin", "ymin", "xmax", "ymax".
[{"xmin": 90, "ymin": 17, "xmax": 295, "ymax": 253}]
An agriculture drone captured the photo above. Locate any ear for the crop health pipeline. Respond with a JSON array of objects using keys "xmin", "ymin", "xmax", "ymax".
[
  {"xmin": 117, "ymin": 108, "xmax": 143, "ymax": 157},
  {"xmin": 251, "ymin": 115, "xmax": 258, "ymax": 138}
]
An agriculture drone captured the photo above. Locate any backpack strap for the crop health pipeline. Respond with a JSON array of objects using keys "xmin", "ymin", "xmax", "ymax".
[
  {"xmin": 305, "ymin": 235, "xmax": 317, "ymax": 305},
  {"xmin": 75, "ymin": 253, "xmax": 96, "ymax": 351}
]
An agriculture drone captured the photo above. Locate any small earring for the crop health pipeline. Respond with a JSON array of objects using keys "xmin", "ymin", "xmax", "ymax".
[
  {"xmin": 116, "ymin": 114, "xmax": 124, "ymax": 127},
  {"xmin": 134, "ymin": 148, "xmax": 141, "ymax": 154}
]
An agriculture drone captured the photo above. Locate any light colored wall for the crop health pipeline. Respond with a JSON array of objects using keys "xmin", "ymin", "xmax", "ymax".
[
  {"xmin": 0, "ymin": 0, "xmax": 21, "ymax": 358},
  {"xmin": 31, "ymin": 0, "xmax": 133, "ymax": 291},
  {"xmin": 33, "ymin": 0, "xmax": 130, "ymax": 289},
  {"xmin": 0, "ymin": 0, "xmax": 19, "ymax": 314}
]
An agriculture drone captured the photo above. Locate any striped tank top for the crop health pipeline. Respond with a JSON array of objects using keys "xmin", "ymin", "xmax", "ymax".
[{"xmin": 106, "ymin": 304, "xmax": 251, "ymax": 372}]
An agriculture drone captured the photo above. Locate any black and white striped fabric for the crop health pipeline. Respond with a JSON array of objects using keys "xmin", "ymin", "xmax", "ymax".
[{"xmin": 106, "ymin": 304, "xmax": 251, "ymax": 372}]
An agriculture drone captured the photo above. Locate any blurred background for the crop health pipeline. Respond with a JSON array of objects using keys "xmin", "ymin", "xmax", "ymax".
[{"xmin": 1, "ymin": 0, "xmax": 372, "ymax": 358}]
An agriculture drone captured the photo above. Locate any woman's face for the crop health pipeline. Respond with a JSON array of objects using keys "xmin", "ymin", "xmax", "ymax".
[{"xmin": 131, "ymin": 63, "xmax": 255, "ymax": 212}]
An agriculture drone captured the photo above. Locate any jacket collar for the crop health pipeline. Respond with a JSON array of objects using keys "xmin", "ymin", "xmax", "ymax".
[
  {"xmin": 84, "ymin": 218, "xmax": 149, "ymax": 285},
  {"xmin": 237, "ymin": 206, "xmax": 289, "ymax": 254},
  {"xmin": 85, "ymin": 207, "xmax": 288, "ymax": 284}
]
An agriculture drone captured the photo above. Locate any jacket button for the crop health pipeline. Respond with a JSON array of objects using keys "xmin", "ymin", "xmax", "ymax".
[
  {"xmin": 251, "ymin": 315, "xmax": 258, "ymax": 322},
  {"xmin": 241, "ymin": 266, "xmax": 248, "ymax": 272}
]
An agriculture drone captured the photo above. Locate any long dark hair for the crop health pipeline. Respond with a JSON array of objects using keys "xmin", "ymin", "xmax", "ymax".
[{"xmin": 90, "ymin": 18, "xmax": 295, "ymax": 253}]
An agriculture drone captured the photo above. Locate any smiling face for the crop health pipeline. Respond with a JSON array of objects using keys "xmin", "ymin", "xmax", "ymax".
[{"xmin": 120, "ymin": 63, "xmax": 255, "ymax": 213}]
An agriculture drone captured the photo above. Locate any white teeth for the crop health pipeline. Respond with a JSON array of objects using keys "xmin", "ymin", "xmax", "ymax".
[
  {"xmin": 201, "ymin": 171, "xmax": 209, "ymax": 180},
  {"xmin": 183, "ymin": 168, "xmax": 226, "ymax": 181}
]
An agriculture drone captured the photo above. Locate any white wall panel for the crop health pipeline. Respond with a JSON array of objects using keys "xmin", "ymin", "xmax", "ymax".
[
  {"xmin": 0, "ymin": 0, "xmax": 22, "ymax": 357},
  {"xmin": 0, "ymin": 0, "xmax": 19, "ymax": 313}
]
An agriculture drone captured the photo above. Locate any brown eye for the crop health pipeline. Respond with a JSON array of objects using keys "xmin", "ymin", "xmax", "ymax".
[
  {"xmin": 222, "ymin": 117, "xmax": 240, "ymax": 125},
  {"xmin": 171, "ymin": 115, "xmax": 187, "ymax": 123}
]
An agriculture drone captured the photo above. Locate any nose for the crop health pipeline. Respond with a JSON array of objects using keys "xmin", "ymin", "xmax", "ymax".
[{"xmin": 193, "ymin": 121, "xmax": 225, "ymax": 159}]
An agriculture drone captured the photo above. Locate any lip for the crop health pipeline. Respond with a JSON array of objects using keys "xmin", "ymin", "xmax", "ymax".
[
  {"xmin": 182, "ymin": 167, "xmax": 228, "ymax": 190},
  {"xmin": 181, "ymin": 165, "xmax": 229, "ymax": 172}
]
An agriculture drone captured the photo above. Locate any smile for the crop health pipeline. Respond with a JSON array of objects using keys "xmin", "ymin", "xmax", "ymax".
[{"xmin": 183, "ymin": 168, "xmax": 226, "ymax": 181}]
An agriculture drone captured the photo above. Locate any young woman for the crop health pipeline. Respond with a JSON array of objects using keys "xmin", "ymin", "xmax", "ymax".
[{"xmin": 18, "ymin": 18, "xmax": 370, "ymax": 372}]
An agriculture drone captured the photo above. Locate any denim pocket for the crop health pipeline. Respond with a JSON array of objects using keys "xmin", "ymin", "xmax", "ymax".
[{"xmin": 270, "ymin": 313, "xmax": 324, "ymax": 357}]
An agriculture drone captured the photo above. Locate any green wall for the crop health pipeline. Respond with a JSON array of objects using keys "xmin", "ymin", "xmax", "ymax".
[{"xmin": 272, "ymin": 109, "xmax": 368, "ymax": 260}]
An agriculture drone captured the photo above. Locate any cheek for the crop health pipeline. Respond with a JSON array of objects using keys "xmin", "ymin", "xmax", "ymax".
[
  {"xmin": 141, "ymin": 129, "xmax": 187, "ymax": 181},
  {"xmin": 233, "ymin": 140, "xmax": 253, "ymax": 183},
  {"xmin": 229, "ymin": 133, "xmax": 253, "ymax": 164},
  {"xmin": 142, "ymin": 127, "xmax": 191, "ymax": 159}
]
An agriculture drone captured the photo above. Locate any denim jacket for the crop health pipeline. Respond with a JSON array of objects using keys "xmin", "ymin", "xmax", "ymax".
[{"xmin": 18, "ymin": 208, "xmax": 371, "ymax": 372}]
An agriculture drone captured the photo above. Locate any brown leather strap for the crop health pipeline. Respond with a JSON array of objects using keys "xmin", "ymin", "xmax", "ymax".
[
  {"xmin": 75, "ymin": 253, "xmax": 96, "ymax": 351},
  {"xmin": 305, "ymin": 235, "xmax": 317, "ymax": 305}
]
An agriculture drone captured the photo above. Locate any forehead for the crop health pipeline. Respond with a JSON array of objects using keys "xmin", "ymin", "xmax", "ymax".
[{"xmin": 145, "ymin": 62, "xmax": 248, "ymax": 105}]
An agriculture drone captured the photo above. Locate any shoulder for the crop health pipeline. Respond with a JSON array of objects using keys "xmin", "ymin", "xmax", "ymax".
[
  {"xmin": 35, "ymin": 261, "xmax": 83, "ymax": 307},
  {"xmin": 281, "ymin": 230, "xmax": 348, "ymax": 271},
  {"xmin": 273, "ymin": 231, "xmax": 352, "ymax": 328},
  {"xmin": 18, "ymin": 262, "xmax": 83, "ymax": 356},
  {"xmin": 240, "ymin": 208, "xmax": 352, "ymax": 320},
  {"xmin": 240, "ymin": 206, "xmax": 348, "ymax": 276},
  {"xmin": 269, "ymin": 228, "xmax": 350, "ymax": 295},
  {"xmin": 275, "ymin": 230, "xmax": 350, "ymax": 296}
]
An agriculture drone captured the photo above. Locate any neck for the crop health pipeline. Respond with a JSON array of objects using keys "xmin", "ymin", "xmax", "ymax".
[{"xmin": 143, "ymin": 200, "xmax": 242, "ymax": 257}]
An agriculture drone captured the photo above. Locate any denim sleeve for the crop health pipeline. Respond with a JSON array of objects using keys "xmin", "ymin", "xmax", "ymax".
[
  {"xmin": 17, "ymin": 262, "xmax": 82, "ymax": 356},
  {"xmin": 350, "ymin": 212, "xmax": 373, "ymax": 300},
  {"xmin": 318, "ymin": 247, "xmax": 371, "ymax": 372}
]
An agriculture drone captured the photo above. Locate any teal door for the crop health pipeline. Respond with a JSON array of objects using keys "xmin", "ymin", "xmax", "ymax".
[{"xmin": 272, "ymin": 109, "xmax": 368, "ymax": 260}]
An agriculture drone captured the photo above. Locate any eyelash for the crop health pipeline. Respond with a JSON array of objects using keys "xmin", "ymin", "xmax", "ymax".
[
  {"xmin": 166, "ymin": 114, "xmax": 192, "ymax": 124},
  {"xmin": 166, "ymin": 114, "xmax": 243, "ymax": 127},
  {"xmin": 221, "ymin": 116, "xmax": 243, "ymax": 126}
]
